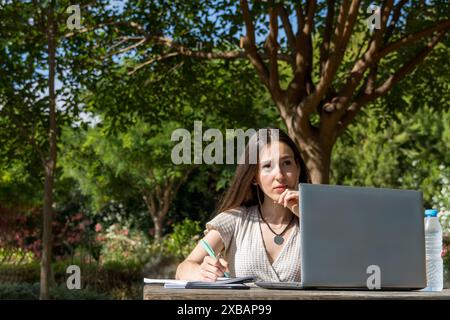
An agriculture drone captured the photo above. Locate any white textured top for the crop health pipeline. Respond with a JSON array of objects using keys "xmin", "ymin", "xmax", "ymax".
[{"xmin": 204, "ymin": 205, "xmax": 301, "ymax": 282}]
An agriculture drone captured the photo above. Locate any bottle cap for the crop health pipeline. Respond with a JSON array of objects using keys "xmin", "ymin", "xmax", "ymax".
[{"xmin": 424, "ymin": 209, "xmax": 438, "ymax": 217}]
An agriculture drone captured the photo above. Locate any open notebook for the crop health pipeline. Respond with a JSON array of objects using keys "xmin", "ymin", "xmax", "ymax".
[{"xmin": 144, "ymin": 276, "xmax": 256, "ymax": 289}]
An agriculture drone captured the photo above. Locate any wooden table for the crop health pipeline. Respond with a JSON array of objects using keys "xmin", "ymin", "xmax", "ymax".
[{"xmin": 144, "ymin": 285, "xmax": 450, "ymax": 300}]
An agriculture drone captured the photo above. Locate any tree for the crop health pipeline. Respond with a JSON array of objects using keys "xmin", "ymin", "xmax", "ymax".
[
  {"xmin": 78, "ymin": 0, "xmax": 449, "ymax": 183},
  {"xmin": 0, "ymin": 0, "xmax": 109, "ymax": 299},
  {"xmin": 59, "ymin": 53, "xmax": 275, "ymax": 240},
  {"xmin": 331, "ymin": 105, "xmax": 450, "ymax": 209},
  {"xmin": 60, "ymin": 120, "xmax": 195, "ymax": 242},
  {"xmin": 331, "ymin": 41, "xmax": 450, "ymax": 209}
]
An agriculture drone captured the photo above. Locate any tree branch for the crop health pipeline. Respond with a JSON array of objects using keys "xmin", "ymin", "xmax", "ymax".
[
  {"xmin": 336, "ymin": 65, "xmax": 378, "ymax": 137},
  {"xmin": 277, "ymin": 4, "xmax": 296, "ymax": 53},
  {"xmin": 295, "ymin": 2, "xmax": 305, "ymax": 38},
  {"xmin": 266, "ymin": 1, "xmax": 283, "ymax": 104},
  {"xmin": 332, "ymin": 1, "xmax": 391, "ymax": 113},
  {"xmin": 109, "ymin": 36, "xmax": 145, "ymax": 49},
  {"xmin": 304, "ymin": 0, "xmax": 316, "ymax": 95},
  {"xmin": 285, "ymin": 1, "xmax": 316, "ymax": 108},
  {"xmin": 337, "ymin": 30, "xmax": 446, "ymax": 137},
  {"xmin": 299, "ymin": 1, "xmax": 359, "ymax": 118},
  {"xmin": 384, "ymin": 0, "xmax": 409, "ymax": 43},
  {"xmin": 127, "ymin": 52, "xmax": 180, "ymax": 75},
  {"xmin": 105, "ymin": 37, "xmax": 147, "ymax": 58},
  {"xmin": 378, "ymin": 20, "xmax": 450, "ymax": 59},
  {"xmin": 304, "ymin": 0, "xmax": 316, "ymax": 37},
  {"xmin": 373, "ymin": 30, "xmax": 446, "ymax": 98},
  {"xmin": 319, "ymin": 0, "xmax": 335, "ymax": 77},
  {"xmin": 240, "ymin": 0, "xmax": 270, "ymax": 88}
]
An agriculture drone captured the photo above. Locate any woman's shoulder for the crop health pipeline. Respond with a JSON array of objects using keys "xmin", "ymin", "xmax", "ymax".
[
  {"xmin": 218, "ymin": 204, "xmax": 257, "ymax": 217},
  {"xmin": 212, "ymin": 205, "xmax": 258, "ymax": 225}
]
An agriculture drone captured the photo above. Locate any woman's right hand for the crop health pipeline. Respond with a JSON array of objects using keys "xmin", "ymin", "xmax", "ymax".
[{"xmin": 199, "ymin": 255, "xmax": 229, "ymax": 281}]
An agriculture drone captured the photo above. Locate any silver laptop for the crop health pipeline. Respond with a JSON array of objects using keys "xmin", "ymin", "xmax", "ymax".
[{"xmin": 256, "ymin": 183, "xmax": 426, "ymax": 290}]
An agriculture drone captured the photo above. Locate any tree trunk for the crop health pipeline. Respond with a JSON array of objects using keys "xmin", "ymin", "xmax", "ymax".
[
  {"xmin": 142, "ymin": 193, "xmax": 166, "ymax": 243},
  {"xmin": 40, "ymin": 4, "xmax": 57, "ymax": 300},
  {"xmin": 303, "ymin": 149, "xmax": 331, "ymax": 184},
  {"xmin": 284, "ymin": 114, "xmax": 333, "ymax": 184},
  {"xmin": 41, "ymin": 162, "xmax": 55, "ymax": 300},
  {"xmin": 152, "ymin": 216, "xmax": 163, "ymax": 243}
]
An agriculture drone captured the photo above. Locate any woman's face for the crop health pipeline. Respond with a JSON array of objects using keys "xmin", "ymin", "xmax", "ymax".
[{"xmin": 255, "ymin": 142, "xmax": 300, "ymax": 202}]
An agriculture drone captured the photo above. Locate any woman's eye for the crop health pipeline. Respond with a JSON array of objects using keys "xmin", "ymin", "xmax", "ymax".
[
  {"xmin": 284, "ymin": 160, "xmax": 292, "ymax": 165},
  {"xmin": 263, "ymin": 164, "xmax": 270, "ymax": 168}
]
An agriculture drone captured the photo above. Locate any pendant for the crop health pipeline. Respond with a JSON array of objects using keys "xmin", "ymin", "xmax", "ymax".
[{"xmin": 274, "ymin": 235, "xmax": 284, "ymax": 245}]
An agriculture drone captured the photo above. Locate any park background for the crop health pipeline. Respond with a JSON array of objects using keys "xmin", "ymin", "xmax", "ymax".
[{"xmin": 0, "ymin": 1, "xmax": 449, "ymax": 299}]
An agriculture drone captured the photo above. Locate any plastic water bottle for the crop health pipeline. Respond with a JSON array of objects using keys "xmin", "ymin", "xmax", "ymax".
[{"xmin": 423, "ymin": 209, "xmax": 443, "ymax": 292}]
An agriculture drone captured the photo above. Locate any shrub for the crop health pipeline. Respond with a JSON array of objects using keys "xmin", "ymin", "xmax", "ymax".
[
  {"xmin": 0, "ymin": 206, "xmax": 95, "ymax": 260},
  {"xmin": 0, "ymin": 282, "xmax": 40, "ymax": 300},
  {"xmin": 0, "ymin": 247, "xmax": 35, "ymax": 265},
  {"xmin": 0, "ymin": 283, "xmax": 109, "ymax": 300},
  {"xmin": 162, "ymin": 218, "xmax": 202, "ymax": 259},
  {"xmin": 96, "ymin": 224, "xmax": 150, "ymax": 264},
  {"xmin": 50, "ymin": 284, "xmax": 110, "ymax": 300}
]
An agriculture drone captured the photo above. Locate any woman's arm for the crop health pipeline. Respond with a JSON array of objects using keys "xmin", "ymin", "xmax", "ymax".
[{"xmin": 175, "ymin": 229, "xmax": 229, "ymax": 281}]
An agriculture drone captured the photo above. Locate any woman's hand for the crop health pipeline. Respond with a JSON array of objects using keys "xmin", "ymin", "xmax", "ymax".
[
  {"xmin": 276, "ymin": 188, "xmax": 299, "ymax": 217},
  {"xmin": 199, "ymin": 255, "xmax": 229, "ymax": 282}
]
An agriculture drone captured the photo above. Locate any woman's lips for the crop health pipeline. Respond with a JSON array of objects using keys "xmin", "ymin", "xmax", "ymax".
[{"xmin": 273, "ymin": 186, "xmax": 286, "ymax": 193}]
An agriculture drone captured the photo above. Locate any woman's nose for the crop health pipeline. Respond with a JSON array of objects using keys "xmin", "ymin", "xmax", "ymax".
[{"xmin": 273, "ymin": 164, "xmax": 285, "ymax": 179}]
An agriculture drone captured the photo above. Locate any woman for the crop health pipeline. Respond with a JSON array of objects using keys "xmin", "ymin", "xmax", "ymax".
[{"xmin": 175, "ymin": 128, "xmax": 310, "ymax": 282}]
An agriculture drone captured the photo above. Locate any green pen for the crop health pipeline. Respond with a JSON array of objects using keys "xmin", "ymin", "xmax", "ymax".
[{"xmin": 200, "ymin": 239, "xmax": 230, "ymax": 278}]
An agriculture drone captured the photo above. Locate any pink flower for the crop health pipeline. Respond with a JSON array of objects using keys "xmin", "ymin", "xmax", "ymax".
[{"xmin": 95, "ymin": 223, "xmax": 103, "ymax": 233}]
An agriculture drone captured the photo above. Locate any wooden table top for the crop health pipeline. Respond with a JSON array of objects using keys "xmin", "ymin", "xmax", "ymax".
[{"xmin": 144, "ymin": 285, "xmax": 450, "ymax": 300}]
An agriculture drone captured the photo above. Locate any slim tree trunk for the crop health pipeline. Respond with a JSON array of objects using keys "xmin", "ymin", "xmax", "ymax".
[
  {"xmin": 40, "ymin": 4, "xmax": 57, "ymax": 300},
  {"xmin": 152, "ymin": 216, "xmax": 163, "ymax": 243}
]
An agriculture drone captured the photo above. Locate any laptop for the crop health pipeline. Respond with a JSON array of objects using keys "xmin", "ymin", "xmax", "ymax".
[{"xmin": 255, "ymin": 183, "xmax": 426, "ymax": 290}]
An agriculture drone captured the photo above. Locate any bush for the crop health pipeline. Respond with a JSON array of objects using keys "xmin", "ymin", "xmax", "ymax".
[
  {"xmin": 0, "ymin": 282, "xmax": 39, "ymax": 299},
  {"xmin": 50, "ymin": 284, "xmax": 110, "ymax": 300},
  {"xmin": 96, "ymin": 224, "xmax": 150, "ymax": 264},
  {"xmin": 0, "ymin": 247, "xmax": 35, "ymax": 265},
  {"xmin": 0, "ymin": 283, "xmax": 109, "ymax": 300},
  {"xmin": 0, "ymin": 206, "xmax": 96, "ymax": 260},
  {"xmin": 162, "ymin": 218, "xmax": 202, "ymax": 259},
  {"xmin": 0, "ymin": 261, "xmax": 40, "ymax": 283}
]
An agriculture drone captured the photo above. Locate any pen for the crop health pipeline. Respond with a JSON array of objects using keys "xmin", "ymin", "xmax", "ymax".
[{"xmin": 200, "ymin": 239, "xmax": 230, "ymax": 278}]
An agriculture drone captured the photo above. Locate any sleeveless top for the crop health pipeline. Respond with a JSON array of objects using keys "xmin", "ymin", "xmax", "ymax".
[{"xmin": 204, "ymin": 205, "xmax": 301, "ymax": 282}]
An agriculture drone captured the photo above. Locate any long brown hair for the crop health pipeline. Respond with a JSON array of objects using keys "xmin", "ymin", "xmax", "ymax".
[{"xmin": 214, "ymin": 127, "xmax": 310, "ymax": 215}]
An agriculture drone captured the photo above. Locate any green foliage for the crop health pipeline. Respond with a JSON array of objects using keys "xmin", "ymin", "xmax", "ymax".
[
  {"xmin": 0, "ymin": 283, "xmax": 109, "ymax": 300},
  {"xmin": 162, "ymin": 218, "xmax": 202, "ymax": 259},
  {"xmin": 0, "ymin": 283, "xmax": 40, "ymax": 300},
  {"xmin": 0, "ymin": 261, "xmax": 40, "ymax": 284},
  {"xmin": 0, "ymin": 247, "xmax": 35, "ymax": 265},
  {"xmin": 439, "ymin": 212, "xmax": 450, "ymax": 235},
  {"xmin": 331, "ymin": 106, "xmax": 450, "ymax": 210},
  {"xmin": 97, "ymin": 224, "xmax": 150, "ymax": 264},
  {"xmin": 60, "ymin": 120, "xmax": 191, "ymax": 211},
  {"xmin": 0, "ymin": 258, "xmax": 144, "ymax": 299}
]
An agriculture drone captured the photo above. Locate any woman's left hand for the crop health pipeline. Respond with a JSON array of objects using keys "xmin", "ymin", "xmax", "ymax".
[{"xmin": 276, "ymin": 189, "xmax": 299, "ymax": 217}]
